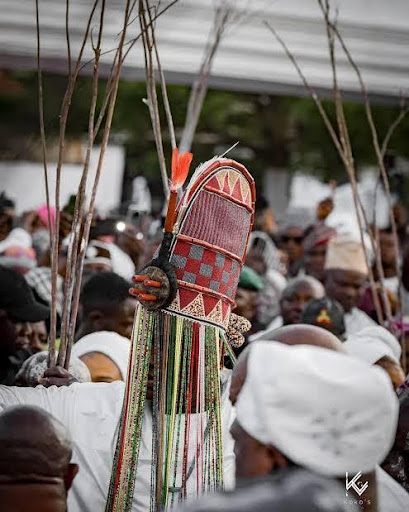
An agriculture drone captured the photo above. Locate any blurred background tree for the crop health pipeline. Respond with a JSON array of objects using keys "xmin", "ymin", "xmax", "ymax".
[{"xmin": 2, "ymin": 70, "xmax": 409, "ymax": 207}]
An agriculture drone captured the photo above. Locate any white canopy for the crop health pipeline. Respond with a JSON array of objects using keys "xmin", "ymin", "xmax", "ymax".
[{"xmin": 1, "ymin": 0, "xmax": 408, "ymax": 103}]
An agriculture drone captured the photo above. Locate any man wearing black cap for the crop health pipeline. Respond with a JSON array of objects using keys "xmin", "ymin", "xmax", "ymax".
[{"xmin": 0, "ymin": 266, "xmax": 50, "ymax": 384}]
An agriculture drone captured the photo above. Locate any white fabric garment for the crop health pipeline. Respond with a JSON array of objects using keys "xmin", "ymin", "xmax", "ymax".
[
  {"xmin": 249, "ymin": 315, "xmax": 283, "ymax": 342},
  {"xmin": 72, "ymin": 331, "xmax": 131, "ymax": 379},
  {"xmin": 106, "ymin": 243, "xmax": 135, "ymax": 281},
  {"xmin": 344, "ymin": 326, "xmax": 402, "ymax": 365},
  {"xmin": 344, "ymin": 307, "xmax": 377, "ymax": 336},
  {"xmin": 376, "ymin": 466, "xmax": 409, "ymax": 512},
  {"xmin": 0, "ymin": 227, "xmax": 32, "ymax": 252},
  {"xmin": 0, "ymin": 375, "xmax": 235, "ymax": 512},
  {"xmin": 235, "ymin": 341, "xmax": 398, "ymax": 476},
  {"xmin": 85, "ymin": 240, "xmax": 135, "ymax": 281}
]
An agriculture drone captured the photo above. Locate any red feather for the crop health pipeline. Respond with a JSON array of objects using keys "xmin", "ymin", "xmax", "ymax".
[{"xmin": 171, "ymin": 147, "xmax": 193, "ymax": 191}]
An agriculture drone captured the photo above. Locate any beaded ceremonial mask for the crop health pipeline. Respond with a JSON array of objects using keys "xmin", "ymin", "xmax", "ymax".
[{"xmin": 106, "ymin": 156, "xmax": 255, "ymax": 512}]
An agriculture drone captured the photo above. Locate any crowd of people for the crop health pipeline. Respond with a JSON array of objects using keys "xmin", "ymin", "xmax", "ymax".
[{"xmin": 0, "ymin": 186, "xmax": 409, "ymax": 512}]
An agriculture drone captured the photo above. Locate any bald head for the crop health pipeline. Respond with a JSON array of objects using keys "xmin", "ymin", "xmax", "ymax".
[
  {"xmin": 269, "ymin": 325, "xmax": 345, "ymax": 352},
  {"xmin": 230, "ymin": 325, "xmax": 344, "ymax": 406},
  {"xmin": 0, "ymin": 406, "xmax": 72, "ymax": 478}
]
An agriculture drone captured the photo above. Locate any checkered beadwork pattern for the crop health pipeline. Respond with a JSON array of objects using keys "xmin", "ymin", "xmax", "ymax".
[
  {"xmin": 170, "ymin": 241, "xmax": 241, "ymax": 301},
  {"xmin": 165, "ymin": 162, "xmax": 255, "ymax": 328},
  {"xmin": 181, "ymin": 190, "xmax": 251, "ymax": 260}
]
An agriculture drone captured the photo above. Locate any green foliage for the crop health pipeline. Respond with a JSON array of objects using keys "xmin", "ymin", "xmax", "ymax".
[{"xmin": 2, "ymin": 70, "xmax": 409, "ymax": 197}]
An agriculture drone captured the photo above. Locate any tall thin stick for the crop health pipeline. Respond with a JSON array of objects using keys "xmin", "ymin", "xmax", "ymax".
[
  {"xmin": 139, "ymin": 0, "xmax": 169, "ymax": 196},
  {"xmin": 47, "ymin": 0, "xmax": 101, "ymax": 368},
  {"xmin": 381, "ymin": 98, "xmax": 409, "ymax": 158},
  {"xmin": 264, "ymin": 18, "xmax": 385, "ymax": 324},
  {"xmin": 179, "ymin": 4, "xmax": 232, "ymax": 153},
  {"xmin": 35, "ymin": 0, "xmax": 55, "ymax": 364},
  {"xmin": 64, "ymin": 0, "xmax": 133, "ymax": 368},
  {"xmin": 58, "ymin": 0, "xmax": 107, "ymax": 367},
  {"xmin": 145, "ymin": 2, "xmax": 176, "ymax": 150},
  {"xmin": 327, "ymin": 13, "xmax": 404, "ymax": 357},
  {"xmin": 318, "ymin": 0, "xmax": 387, "ymax": 323}
]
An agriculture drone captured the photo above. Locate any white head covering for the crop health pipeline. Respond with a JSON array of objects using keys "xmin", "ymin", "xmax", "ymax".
[
  {"xmin": 235, "ymin": 341, "xmax": 398, "ymax": 476},
  {"xmin": 344, "ymin": 326, "xmax": 402, "ymax": 365},
  {"xmin": 85, "ymin": 240, "xmax": 135, "ymax": 281},
  {"xmin": 72, "ymin": 331, "xmax": 131, "ymax": 379},
  {"xmin": 324, "ymin": 235, "xmax": 368, "ymax": 276}
]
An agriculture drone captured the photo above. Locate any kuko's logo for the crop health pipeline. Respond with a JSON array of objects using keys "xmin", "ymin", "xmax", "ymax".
[{"xmin": 345, "ymin": 472, "xmax": 368, "ymax": 497}]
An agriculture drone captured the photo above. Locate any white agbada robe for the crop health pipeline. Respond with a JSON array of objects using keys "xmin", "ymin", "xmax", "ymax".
[
  {"xmin": 344, "ymin": 307, "xmax": 377, "ymax": 335},
  {"xmin": 0, "ymin": 376, "xmax": 235, "ymax": 512},
  {"xmin": 377, "ymin": 466, "xmax": 409, "ymax": 512}
]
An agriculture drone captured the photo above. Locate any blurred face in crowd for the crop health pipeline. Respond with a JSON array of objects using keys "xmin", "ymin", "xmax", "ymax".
[
  {"xmin": 304, "ymin": 244, "xmax": 327, "ymax": 282},
  {"xmin": 245, "ymin": 248, "xmax": 267, "ymax": 276},
  {"xmin": 280, "ymin": 227, "xmax": 304, "ymax": 264},
  {"xmin": 28, "ymin": 321, "xmax": 48, "ymax": 353},
  {"xmin": 324, "ymin": 269, "xmax": 366, "ymax": 313},
  {"xmin": 379, "ymin": 230, "xmax": 397, "ymax": 272},
  {"xmin": 231, "ymin": 420, "xmax": 287, "ymax": 479},
  {"xmin": 234, "ymin": 287, "xmax": 258, "ymax": 322},
  {"xmin": 0, "ymin": 311, "xmax": 32, "ymax": 355},
  {"xmin": 280, "ymin": 281, "xmax": 324, "ymax": 325},
  {"xmin": 0, "ymin": 201, "xmax": 15, "ymax": 242},
  {"xmin": 93, "ymin": 297, "xmax": 136, "ymax": 339},
  {"xmin": 229, "ymin": 353, "xmax": 281, "ymax": 478},
  {"xmin": 80, "ymin": 352, "xmax": 122, "ymax": 383}
]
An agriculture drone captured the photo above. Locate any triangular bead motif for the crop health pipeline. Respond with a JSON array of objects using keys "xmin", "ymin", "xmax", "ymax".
[
  {"xmin": 221, "ymin": 301, "xmax": 231, "ymax": 328},
  {"xmin": 207, "ymin": 300, "xmax": 224, "ymax": 325},
  {"xmin": 167, "ymin": 290, "xmax": 181, "ymax": 312},
  {"xmin": 231, "ymin": 176, "xmax": 244, "ymax": 202},
  {"xmin": 216, "ymin": 170, "xmax": 228, "ymax": 190},
  {"xmin": 239, "ymin": 177, "xmax": 251, "ymax": 205},
  {"xmin": 228, "ymin": 170, "xmax": 239, "ymax": 193},
  {"xmin": 181, "ymin": 293, "xmax": 206, "ymax": 319},
  {"xmin": 203, "ymin": 295, "xmax": 219, "ymax": 317},
  {"xmin": 222, "ymin": 173, "xmax": 231, "ymax": 195},
  {"xmin": 206, "ymin": 175, "xmax": 221, "ymax": 191}
]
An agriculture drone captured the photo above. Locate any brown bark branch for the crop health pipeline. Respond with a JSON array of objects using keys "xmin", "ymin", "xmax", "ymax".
[
  {"xmin": 63, "ymin": 0, "xmax": 133, "ymax": 368},
  {"xmin": 327, "ymin": 14, "xmax": 403, "ymax": 358},
  {"xmin": 58, "ymin": 0, "xmax": 107, "ymax": 368},
  {"xmin": 180, "ymin": 4, "xmax": 232, "ymax": 153},
  {"xmin": 317, "ymin": 0, "xmax": 385, "ymax": 324},
  {"xmin": 35, "ymin": 0, "xmax": 55, "ymax": 365},
  {"xmin": 47, "ymin": 0, "xmax": 101, "ymax": 367},
  {"xmin": 139, "ymin": 0, "xmax": 169, "ymax": 196}
]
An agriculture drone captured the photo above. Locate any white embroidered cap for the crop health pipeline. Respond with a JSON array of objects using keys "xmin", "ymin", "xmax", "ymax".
[
  {"xmin": 72, "ymin": 331, "xmax": 131, "ymax": 379},
  {"xmin": 324, "ymin": 235, "xmax": 368, "ymax": 276},
  {"xmin": 344, "ymin": 326, "xmax": 402, "ymax": 365},
  {"xmin": 235, "ymin": 341, "xmax": 398, "ymax": 476}
]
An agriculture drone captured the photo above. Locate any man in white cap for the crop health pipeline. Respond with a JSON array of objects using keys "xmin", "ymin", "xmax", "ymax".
[
  {"xmin": 344, "ymin": 326, "xmax": 406, "ymax": 390},
  {"xmin": 324, "ymin": 235, "xmax": 376, "ymax": 335},
  {"xmin": 72, "ymin": 331, "xmax": 131, "ymax": 383},
  {"xmin": 231, "ymin": 341, "xmax": 409, "ymax": 512}
]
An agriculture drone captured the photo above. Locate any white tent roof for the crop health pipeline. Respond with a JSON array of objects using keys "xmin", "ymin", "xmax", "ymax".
[{"xmin": 1, "ymin": 0, "xmax": 408, "ymax": 103}]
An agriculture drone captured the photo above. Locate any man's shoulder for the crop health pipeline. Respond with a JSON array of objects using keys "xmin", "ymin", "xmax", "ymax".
[
  {"xmin": 376, "ymin": 466, "xmax": 409, "ymax": 511},
  {"xmin": 0, "ymin": 380, "xmax": 125, "ymax": 405},
  {"xmin": 347, "ymin": 308, "xmax": 376, "ymax": 325}
]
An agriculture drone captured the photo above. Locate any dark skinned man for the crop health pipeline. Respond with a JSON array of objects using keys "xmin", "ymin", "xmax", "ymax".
[
  {"xmin": 230, "ymin": 340, "xmax": 407, "ymax": 512},
  {"xmin": 0, "ymin": 405, "xmax": 78, "ymax": 512},
  {"xmin": 324, "ymin": 235, "xmax": 376, "ymax": 335}
]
